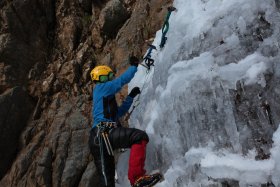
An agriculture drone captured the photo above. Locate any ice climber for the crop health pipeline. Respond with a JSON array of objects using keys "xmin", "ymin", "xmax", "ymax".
[{"xmin": 88, "ymin": 56, "xmax": 162, "ymax": 187}]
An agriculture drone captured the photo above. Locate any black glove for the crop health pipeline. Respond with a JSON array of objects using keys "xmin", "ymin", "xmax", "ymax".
[
  {"xmin": 129, "ymin": 56, "xmax": 139, "ymax": 67},
  {"xmin": 128, "ymin": 87, "xmax": 141, "ymax": 98}
]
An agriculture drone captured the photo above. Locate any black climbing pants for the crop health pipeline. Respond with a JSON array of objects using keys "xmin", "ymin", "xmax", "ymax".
[{"xmin": 88, "ymin": 127, "xmax": 149, "ymax": 187}]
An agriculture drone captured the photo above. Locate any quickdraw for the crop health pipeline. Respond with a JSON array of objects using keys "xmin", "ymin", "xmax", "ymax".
[
  {"xmin": 127, "ymin": 6, "xmax": 177, "ymax": 120},
  {"xmin": 159, "ymin": 6, "xmax": 177, "ymax": 49},
  {"xmin": 141, "ymin": 44, "xmax": 157, "ymax": 70}
]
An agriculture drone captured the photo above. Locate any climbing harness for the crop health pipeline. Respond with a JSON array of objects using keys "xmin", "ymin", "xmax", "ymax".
[
  {"xmin": 96, "ymin": 122, "xmax": 117, "ymax": 186},
  {"xmin": 159, "ymin": 6, "xmax": 177, "ymax": 49},
  {"xmin": 97, "ymin": 122, "xmax": 116, "ymax": 155},
  {"xmin": 141, "ymin": 44, "xmax": 157, "ymax": 70}
]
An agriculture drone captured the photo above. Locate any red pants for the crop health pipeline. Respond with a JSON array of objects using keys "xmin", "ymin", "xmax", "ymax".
[{"xmin": 128, "ymin": 140, "xmax": 148, "ymax": 185}]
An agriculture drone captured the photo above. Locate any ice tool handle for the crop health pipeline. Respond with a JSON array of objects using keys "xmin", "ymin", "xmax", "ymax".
[{"xmin": 159, "ymin": 6, "xmax": 177, "ymax": 49}]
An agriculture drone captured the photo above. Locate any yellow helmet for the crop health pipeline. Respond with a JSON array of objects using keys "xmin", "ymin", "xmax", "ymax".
[{"xmin": 90, "ymin": 65, "xmax": 114, "ymax": 82}]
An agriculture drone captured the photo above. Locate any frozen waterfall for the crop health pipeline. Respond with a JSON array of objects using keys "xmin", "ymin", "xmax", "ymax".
[{"xmin": 117, "ymin": 0, "xmax": 280, "ymax": 186}]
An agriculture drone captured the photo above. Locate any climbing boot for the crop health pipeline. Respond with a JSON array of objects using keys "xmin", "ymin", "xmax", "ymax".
[{"xmin": 132, "ymin": 173, "xmax": 163, "ymax": 187}]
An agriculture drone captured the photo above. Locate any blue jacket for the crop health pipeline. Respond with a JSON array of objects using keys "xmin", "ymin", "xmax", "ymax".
[{"xmin": 92, "ymin": 66, "xmax": 138, "ymax": 128}]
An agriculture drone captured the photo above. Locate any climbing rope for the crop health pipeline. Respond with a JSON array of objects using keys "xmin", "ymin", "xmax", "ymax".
[
  {"xmin": 98, "ymin": 132, "xmax": 108, "ymax": 186},
  {"xmin": 159, "ymin": 6, "xmax": 177, "ymax": 49},
  {"xmin": 96, "ymin": 122, "xmax": 117, "ymax": 185},
  {"xmin": 126, "ymin": 6, "xmax": 177, "ymax": 120},
  {"xmin": 129, "ymin": 44, "xmax": 157, "ymax": 117},
  {"xmin": 125, "ymin": 69, "xmax": 152, "ymax": 121}
]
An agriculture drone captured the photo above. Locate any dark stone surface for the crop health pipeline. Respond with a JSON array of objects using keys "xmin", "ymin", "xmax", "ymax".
[
  {"xmin": 0, "ymin": 86, "xmax": 35, "ymax": 179},
  {"xmin": 0, "ymin": 0, "xmax": 55, "ymax": 92},
  {"xmin": 99, "ymin": 0, "xmax": 129, "ymax": 38}
]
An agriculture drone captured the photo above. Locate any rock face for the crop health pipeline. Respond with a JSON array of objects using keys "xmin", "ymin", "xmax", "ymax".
[
  {"xmin": 0, "ymin": 87, "xmax": 35, "ymax": 179},
  {"xmin": 0, "ymin": 0, "xmax": 55, "ymax": 92},
  {"xmin": 99, "ymin": 0, "xmax": 129, "ymax": 38},
  {"xmin": 0, "ymin": 0, "xmax": 279, "ymax": 186},
  {"xmin": 0, "ymin": 0, "xmax": 171, "ymax": 186},
  {"xmin": 0, "ymin": 94, "xmax": 92, "ymax": 187}
]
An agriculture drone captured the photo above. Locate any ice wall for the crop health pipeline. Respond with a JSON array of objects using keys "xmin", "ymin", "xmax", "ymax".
[{"xmin": 117, "ymin": 0, "xmax": 280, "ymax": 186}]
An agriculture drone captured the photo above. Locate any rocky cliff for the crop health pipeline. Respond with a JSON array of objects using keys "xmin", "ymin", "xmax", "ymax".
[{"xmin": 0, "ymin": 0, "xmax": 172, "ymax": 186}]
